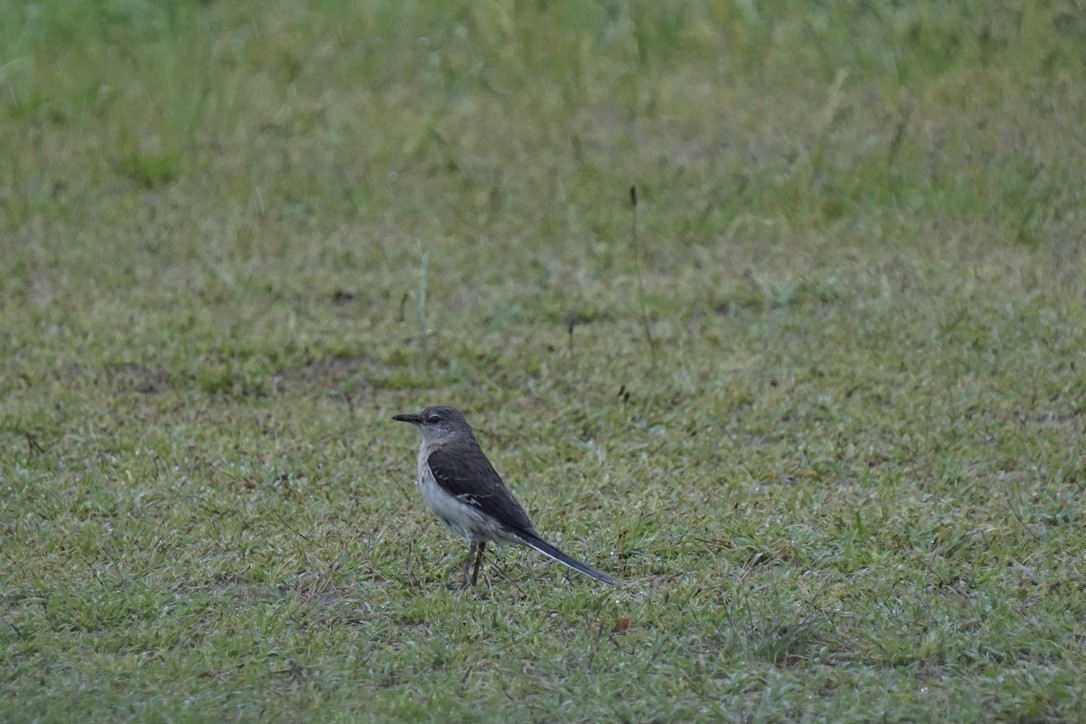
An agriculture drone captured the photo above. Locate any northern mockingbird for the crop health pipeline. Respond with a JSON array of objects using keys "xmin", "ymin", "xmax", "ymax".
[{"xmin": 392, "ymin": 405, "xmax": 616, "ymax": 587}]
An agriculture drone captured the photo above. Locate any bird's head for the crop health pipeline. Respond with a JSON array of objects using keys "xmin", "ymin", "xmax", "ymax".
[{"xmin": 392, "ymin": 405, "xmax": 473, "ymax": 444}]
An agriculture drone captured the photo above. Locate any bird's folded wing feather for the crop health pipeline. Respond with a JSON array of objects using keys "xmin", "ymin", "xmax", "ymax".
[{"xmin": 426, "ymin": 445, "xmax": 533, "ymax": 532}]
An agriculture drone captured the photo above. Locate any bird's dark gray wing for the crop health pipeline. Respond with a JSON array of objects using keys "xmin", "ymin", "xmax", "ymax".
[{"xmin": 426, "ymin": 443, "xmax": 534, "ymax": 533}]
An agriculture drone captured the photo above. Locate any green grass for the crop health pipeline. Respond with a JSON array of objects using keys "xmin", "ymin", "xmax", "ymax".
[{"xmin": 2, "ymin": 0, "xmax": 1085, "ymax": 719}]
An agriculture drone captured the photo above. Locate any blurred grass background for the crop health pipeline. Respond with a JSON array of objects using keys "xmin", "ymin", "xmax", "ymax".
[{"xmin": 2, "ymin": 0, "xmax": 1085, "ymax": 720}]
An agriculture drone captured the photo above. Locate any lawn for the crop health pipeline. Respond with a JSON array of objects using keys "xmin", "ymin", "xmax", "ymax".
[{"xmin": 2, "ymin": 0, "xmax": 1085, "ymax": 720}]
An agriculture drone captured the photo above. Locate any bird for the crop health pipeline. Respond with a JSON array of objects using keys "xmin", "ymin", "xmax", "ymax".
[{"xmin": 392, "ymin": 405, "xmax": 616, "ymax": 587}]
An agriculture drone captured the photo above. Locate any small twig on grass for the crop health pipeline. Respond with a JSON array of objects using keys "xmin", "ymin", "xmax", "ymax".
[
  {"xmin": 343, "ymin": 391, "xmax": 356, "ymax": 422},
  {"xmin": 809, "ymin": 69, "xmax": 848, "ymax": 188},
  {"xmin": 888, "ymin": 100, "xmax": 913, "ymax": 167},
  {"xmin": 196, "ymin": 454, "xmax": 257, "ymax": 489},
  {"xmin": 24, "ymin": 431, "xmax": 45, "ymax": 456},
  {"xmin": 273, "ymin": 508, "xmax": 311, "ymax": 543},
  {"xmin": 584, "ymin": 614, "xmax": 609, "ymax": 673},
  {"xmin": 405, "ymin": 540, "xmax": 420, "ymax": 588},
  {"xmin": 487, "ymin": 553, "xmax": 523, "ymax": 596},
  {"xmin": 415, "ymin": 239, "xmax": 432, "ymax": 374},
  {"xmin": 1008, "ymin": 494, "xmax": 1042, "ymax": 541},
  {"xmin": 629, "ymin": 185, "xmax": 657, "ymax": 366}
]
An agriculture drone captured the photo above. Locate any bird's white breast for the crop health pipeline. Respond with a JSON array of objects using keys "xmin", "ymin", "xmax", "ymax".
[{"xmin": 416, "ymin": 445, "xmax": 512, "ymax": 544}]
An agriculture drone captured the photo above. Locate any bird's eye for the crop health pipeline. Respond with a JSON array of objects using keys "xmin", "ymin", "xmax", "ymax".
[{"xmin": 427, "ymin": 414, "xmax": 441, "ymax": 423}]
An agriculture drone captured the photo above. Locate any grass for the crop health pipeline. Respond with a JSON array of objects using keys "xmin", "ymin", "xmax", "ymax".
[{"xmin": 2, "ymin": 0, "xmax": 1085, "ymax": 719}]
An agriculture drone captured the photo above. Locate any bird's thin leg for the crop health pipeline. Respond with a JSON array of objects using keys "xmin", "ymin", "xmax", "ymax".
[
  {"xmin": 462, "ymin": 540, "xmax": 478, "ymax": 588},
  {"xmin": 471, "ymin": 541, "xmax": 486, "ymax": 586}
]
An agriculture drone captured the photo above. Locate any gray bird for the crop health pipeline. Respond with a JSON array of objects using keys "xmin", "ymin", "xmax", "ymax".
[{"xmin": 392, "ymin": 405, "xmax": 616, "ymax": 587}]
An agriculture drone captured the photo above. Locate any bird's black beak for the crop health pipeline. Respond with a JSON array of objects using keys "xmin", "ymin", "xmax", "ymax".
[{"xmin": 392, "ymin": 412, "xmax": 422, "ymax": 424}]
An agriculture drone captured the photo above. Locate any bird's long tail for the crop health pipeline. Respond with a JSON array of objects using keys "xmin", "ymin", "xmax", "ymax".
[{"xmin": 515, "ymin": 531, "xmax": 616, "ymax": 585}]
